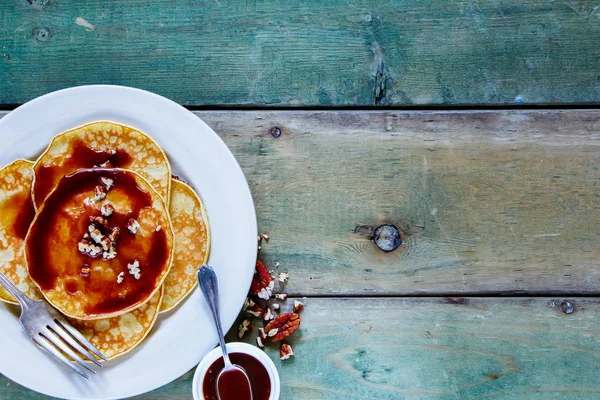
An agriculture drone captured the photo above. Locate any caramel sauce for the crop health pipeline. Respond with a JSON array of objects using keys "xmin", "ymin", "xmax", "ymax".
[
  {"xmin": 0, "ymin": 192, "xmax": 35, "ymax": 240},
  {"xmin": 218, "ymin": 369, "xmax": 252, "ymax": 400},
  {"xmin": 34, "ymin": 141, "xmax": 133, "ymax": 207},
  {"xmin": 27, "ymin": 169, "xmax": 169, "ymax": 316},
  {"xmin": 203, "ymin": 353, "xmax": 271, "ymax": 400}
]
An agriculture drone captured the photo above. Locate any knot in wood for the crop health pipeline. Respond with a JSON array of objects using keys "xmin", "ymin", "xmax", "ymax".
[
  {"xmin": 269, "ymin": 126, "xmax": 281, "ymax": 138},
  {"xmin": 373, "ymin": 224, "xmax": 401, "ymax": 252},
  {"xmin": 34, "ymin": 28, "xmax": 50, "ymax": 42},
  {"xmin": 560, "ymin": 301, "xmax": 574, "ymax": 314},
  {"xmin": 28, "ymin": 0, "xmax": 49, "ymax": 8}
]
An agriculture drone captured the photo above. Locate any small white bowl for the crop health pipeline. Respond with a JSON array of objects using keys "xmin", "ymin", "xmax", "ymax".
[{"xmin": 192, "ymin": 342, "xmax": 280, "ymax": 400}]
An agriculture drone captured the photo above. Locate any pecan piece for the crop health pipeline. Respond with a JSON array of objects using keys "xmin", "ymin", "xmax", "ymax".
[
  {"xmin": 100, "ymin": 177, "xmax": 114, "ymax": 190},
  {"xmin": 80, "ymin": 266, "xmax": 91, "ymax": 278},
  {"xmin": 99, "ymin": 236, "xmax": 111, "ymax": 251},
  {"xmin": 264, "ymin": 313, "xmax": 300, "ymax": 342},
  {"xmin": 127, "ymin": 218, "xmax": 140, "ymax": 234},
  {"xmin": 250, "ymin": 260, "xmax": 274, "ymax": 300},
  {"xmin": 101, "ymin": 202, "xmax": 114, "ymax": 217},
  {"xmin": 108, "ymin": 227, "xmax": 120, "ymax": 243},
  {"xmin": 89, "ymin": 216, "xmax": 108, "ymax": 231},
  {"xmin": 93, "ymin": 185, "xmax": 107, "ymax": 201},
  {"xmin": 78, "ymin": 239, "xmax": 102, "ymax": 258},
  {"xmin": 277, "ymin": 272, "xmax": 289, "ymax": 283},
  {"xmin": 238, "ymin": 320, "xmax": 252, "ymax": 339},
  {"xmin": 243, "ymin": 297, "xmax": 255, "ymax": 311},
  {"xmin": 246, "ymin": 304, "xmax": 263, "ymax": 318},
  {"xmin": 256, "ymin": 328, "xmax": 266, "ymax": 348},
  {"xmin": 261, "ymin": 307, "xmax": 275, "ymax": 322},
  {"xmin": 293, "ymin": 300, "xmax": 304, "ymax": 313},
  {"xmin": 280, "ymin": 344, "xmax": 294, "ymax": 360},
  {"xmin": 275, "ymin": 293, "xmax": 288, "ymax": 301},
  {"xmin": 102, "ymin": 244, "xmax": 117, "ymax": 260}
]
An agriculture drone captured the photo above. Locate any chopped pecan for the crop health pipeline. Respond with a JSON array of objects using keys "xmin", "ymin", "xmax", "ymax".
[
  {"xmin": 250, "ymin": 260, "xmax": 274, "ymax": 300},
  {"xmin": 277, "ymin": 272, "xmax": 289, "ymax": 283},
  {"xmin": 246, "ymin": 304, "xmax": 263, "ymax": 318},
  {"xmin": 127, "ymin": 218, "xmax": 140, "ymax": 234},
  {"xmin": 89, "ymin": 216, "xmax": 108, "ymax": 231},
  {"xmin": 128, "ymin": 260, "xmax": 141, "ymax": 280},
  {"xmin": 93, "ymin": 185, "xmax": 107, "ymax": 201},
  {"xmin": 89, "ymin": 228, "xmax": 103, "ymax": 245},
  {"xmin": 272, "ymin": 303, "xmax": 280, "ymax": 311},
  {"xmin": 103, "ymin": 244, "xmax": 117, "ymax": 260},
  {"xmin": 293, "ymin": 300, "xmax": 304, "ymax": 313},
  {"xmin": 275, "ymin": 293, "xmax": 288, "ymax": 301},
  {"xmin": 238, "ymin": 320, "xmax": 253, "ymax": 339},
  {"xmin": 280, "ymin": 344, "xmax": 294, "ymax": 360},
  {"xmin": 78, "ymin": 239, "xmax": 102, "ymax": 258},
  {"xmin": 258, "ymin": 328, "xmax": 267, "ymax": 342},
  {"xmin": 101, "ymin": 202, "xmax": 114, "ymax": 217},
  {"xmin": 243, "ymin": 297, "xmax": 255, "ymax": 311},
  {"xmin": 256, "ymin": 328, "xmax": 267, "ymax": 348},
  {"xmin": 108, "ymin": 227, "xmax": 120, "ymax": 243},
  {"xmin": 262, "ymin": 307, "xmax": 275, "ymax": 322},
  {"xmin": 100, "ymin": 177, "xmax": 114, "ymax": 190},
  {"xmin": 264, "ymin": 313, "xmax": 300, "ymax": 342},
  {"xmin": 80, "ymin": 266, "xmax": 91, "ymax": 278},
  {"xmin": 99, "ymin": 237, "xmax": 111, "ymax": 251}
]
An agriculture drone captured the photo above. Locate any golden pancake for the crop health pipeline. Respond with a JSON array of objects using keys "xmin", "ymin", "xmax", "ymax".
[
  {"xmin": 32, "ymin": 121, "xmax": 171, "ymax": 208},
  {"xmin": 69, "ymin": 288, "xmax": 163, "ymax": 360},
  {"xmin": 160, "ymin": 179, "xmax": 210, "ymax": 313},
  {"xmin": 0, "ymin": 159, "xmax": 42, "ymax": 304},
  {"xmin": 26, "ymin": 168, "xmax": 174, "ymax": 320}
]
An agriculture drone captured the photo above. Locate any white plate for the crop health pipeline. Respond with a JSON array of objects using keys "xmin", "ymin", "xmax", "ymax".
[{"xmin": 0, "ymin": 85, "xmax": 257, "ymax": 400}]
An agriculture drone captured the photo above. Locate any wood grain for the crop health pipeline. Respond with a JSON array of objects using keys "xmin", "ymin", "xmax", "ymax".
[
  {"xmin": 1, "ymin": 0, "xmax": 599, "ymax": 106},
  {"xmin": 0, "ymin": 109, "xmax": 598, "ymax": 295},
  {"xmin": 2, "ymin": 297, "xmax": 600, "ymax": 399}
]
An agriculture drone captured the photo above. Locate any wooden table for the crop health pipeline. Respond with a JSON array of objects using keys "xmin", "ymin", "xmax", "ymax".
[{"xmin": 1, "ymin": 1, "xmax": 599, "ymax": 399}]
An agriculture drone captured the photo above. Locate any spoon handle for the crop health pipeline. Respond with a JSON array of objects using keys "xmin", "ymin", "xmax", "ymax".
[{"xmin": 198, "ymin": 264, "xmax": 232, "ymax": 368}]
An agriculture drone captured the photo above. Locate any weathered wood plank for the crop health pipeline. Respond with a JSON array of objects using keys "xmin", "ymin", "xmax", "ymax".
[
  {"xmin": 2, "ymin": 297, "xmax": 600, "ymax": 399},
  {"xmin": 0, "ymin": 109, "xmax": 598, "ymax": 295},
  {"xmin": 1, "ymin": 0, "xmax": 599, "ymax": 106},
  {"xmin": 205, "ymin": 109, "xmax": 600, "ymax": 295}
]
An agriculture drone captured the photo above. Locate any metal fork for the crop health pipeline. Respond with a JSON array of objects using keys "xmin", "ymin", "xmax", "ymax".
[{"xmin": 0, "ymin": 272, "xmax": 106, "ymax": 379}]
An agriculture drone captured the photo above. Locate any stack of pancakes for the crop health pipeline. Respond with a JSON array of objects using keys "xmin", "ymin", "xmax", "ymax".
[{"xmin": 0, "ymin": 122, "xmax": 210, "ymax": 360}]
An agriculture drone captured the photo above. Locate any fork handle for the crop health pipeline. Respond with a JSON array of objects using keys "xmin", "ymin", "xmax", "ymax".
[{"xmin": 0, "ymin": 272, "xmax": 33, "ymax": 308}]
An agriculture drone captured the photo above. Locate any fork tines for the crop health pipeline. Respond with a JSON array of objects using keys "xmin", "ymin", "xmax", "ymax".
[
  {"xmin": 32, "ymin": 317, "xmax": 107, "ymax": 379},
  {"xmin": 0, "ymin": 271, "xmax": 106, "ymax": 379}
]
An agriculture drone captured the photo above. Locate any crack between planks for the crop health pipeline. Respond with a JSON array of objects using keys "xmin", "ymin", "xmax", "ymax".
[
  {"xmin": 290, "ymin": 293, "xmax": 600, "ymax": 299},
  {"xmin": 2, "ymin": 104, "xmax": 600, "ymax": 112}
]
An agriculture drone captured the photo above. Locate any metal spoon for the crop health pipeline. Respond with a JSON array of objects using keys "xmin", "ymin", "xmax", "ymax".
[{"xmin": 198, "ymin": 265, "xmax": 253, "ymax": 400}]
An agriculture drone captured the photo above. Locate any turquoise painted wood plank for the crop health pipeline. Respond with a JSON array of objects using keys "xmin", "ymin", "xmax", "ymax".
[
  {"xmin": 0, "ymin": 0, "xmax": 599, "ymax": 106},
  {"xmin": 2, "ymin": 297, "xmax": 600, "ymax": 399}
]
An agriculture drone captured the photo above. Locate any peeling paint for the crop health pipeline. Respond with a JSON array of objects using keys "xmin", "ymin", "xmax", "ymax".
[{"xmin": 75, "ymin": 17, "xmax": 95, "ymax": 31}]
